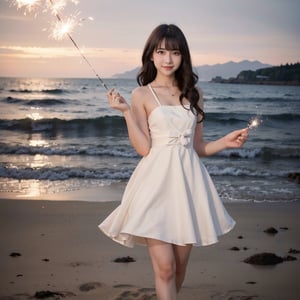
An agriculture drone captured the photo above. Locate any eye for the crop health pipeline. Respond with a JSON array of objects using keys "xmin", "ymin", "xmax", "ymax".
[
  {"xmin": 156, "ymin": 49, "xmax": 165, "ymax": 55},
  {"xmin": 173, "ymin": 50, "xmax": 181, "ymax": 56}
]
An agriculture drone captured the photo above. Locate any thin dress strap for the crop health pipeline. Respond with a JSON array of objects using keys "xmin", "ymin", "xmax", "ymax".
[{"xmin": 148, "ymin": 84, "xmax": 161, "ymax": 106}]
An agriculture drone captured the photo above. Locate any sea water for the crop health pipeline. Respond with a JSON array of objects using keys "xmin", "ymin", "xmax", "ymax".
[{"xmin": 0, "ymin": 77, "xmax": 299, "ymax": 202}]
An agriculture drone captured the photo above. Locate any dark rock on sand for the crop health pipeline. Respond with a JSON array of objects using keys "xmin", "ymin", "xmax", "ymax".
[
  {"xmin": 263, "ymin": 227, "xmax": 278, "ymax": 234},
  {"xmin": 42, "ymin": 258, "xmax": 50, "ymax": 262},
  {"xmin": 115, "ymin": 287, "xmax": 156, "ymax": 300},
  {"xmin": 34, "ymin": 290, "xmax": 64, "ymax": 299},
  {"xmin": 79, "ymin": 282, "xmax": 102, "ymax": 292},
  {"xmin": 10, "ymin": 252, "xmax": 21, "ymax": 257},
  {"xmin": 113, "ymin": 284, "xmax": 135, "ymax": 289},
  {"xmin": 279, "ymin": 227, "xmax": 289, "ymax": 230},
  {"xmin": 283, "ymin": 255, "xmax": 297, "ymax": 261},
  {"xmin": 288, "ymin": 248, "xmax": 300, "ymax": 254},
  {"xmin": 244, "ymin": 252, "xmax": 283, "ymax": 265},
  {"xmin": 113, "ymin": 256, "xmax": 136, "ymax": 263},
  {"xmin": 229, "ymin": 246, "xmax": 240, "ymax": 251},
  {"xmin": 33, "ymin": 290, "xmax": 76, "ymax": 299},
  {"xmin": 237, "ymin": 235, "xmax": 244, "ymax": 239}
]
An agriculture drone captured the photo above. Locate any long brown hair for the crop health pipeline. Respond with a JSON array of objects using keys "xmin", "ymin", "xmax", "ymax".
[{"xmin": 137, "ymin": 24, "xmax": 204, "ymax": 122}]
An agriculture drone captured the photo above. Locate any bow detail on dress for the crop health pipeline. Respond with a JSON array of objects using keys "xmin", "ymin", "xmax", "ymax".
[{"xmin": 168, "ymin": 128, "xmax": 192, "ymax": 146}]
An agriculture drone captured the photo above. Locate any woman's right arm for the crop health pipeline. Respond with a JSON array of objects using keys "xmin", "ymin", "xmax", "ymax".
[{"xmin": 107, "ymin": 88, "xmax": 151, "ymax": 156}]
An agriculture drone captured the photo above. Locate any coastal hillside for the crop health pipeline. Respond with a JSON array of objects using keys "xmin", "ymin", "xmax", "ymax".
[
  {"xmin": 112, "ymin": 60, "xmax": 271, "ymax": 81},
  {"xmin": 194, "ymin": 60, "xmax": 271, "ymax": 81},
  {"xmin": 212, "ymin": 62, "xmax": 300, "ymax": 85}
]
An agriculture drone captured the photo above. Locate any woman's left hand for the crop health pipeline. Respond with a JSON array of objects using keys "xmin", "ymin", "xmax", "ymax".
[{"xmin": 224, "ymin": 128, "xmax": 249, "ymax": 148}]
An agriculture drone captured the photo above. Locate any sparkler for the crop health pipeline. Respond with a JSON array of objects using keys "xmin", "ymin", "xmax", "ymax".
[
  {"xmin": 247, "ymin": 116, "xmax": 262, "ymax": 130},
  {"xmin": 50, "ymin": 14, "xmax": 77, "ymax": 40},
  {"xmin": 10, "ymin": 0, "xmax": 109, "ymax": 90},
  {"xmin": 11, "ymin": 0, "xmax": 41, "ymax": 15}
]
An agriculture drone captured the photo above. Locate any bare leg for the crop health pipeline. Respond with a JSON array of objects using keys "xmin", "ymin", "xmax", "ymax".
[
  {"xmin": 173, "ymin": 244, "xmax": 193, "ymax": 292},
  {"xmin": 146, "ymin": 238, "xmax": 177, "ymax": 300}
]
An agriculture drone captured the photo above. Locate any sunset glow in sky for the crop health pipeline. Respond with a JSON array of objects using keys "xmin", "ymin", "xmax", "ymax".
[{"xmin": 1, "ymin": 0, "xmax": 299, "ymax": 78}]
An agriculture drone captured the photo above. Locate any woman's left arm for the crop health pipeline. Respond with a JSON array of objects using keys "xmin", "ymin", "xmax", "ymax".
[{"xmin": 193, "ymin": 122, "xmax": 249, "ymax": 157}]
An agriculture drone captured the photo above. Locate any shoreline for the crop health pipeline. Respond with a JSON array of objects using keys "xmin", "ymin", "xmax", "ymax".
[
  {"xmin": 0, "ymin": 181, "xmax": 128, "ymax": 202},
  {"xmin": 1, "ymin": 180, "xmax": 299, "ymax": 204},
  {"xmin": 0, "ymin": 193, "xmax": 300, "ymax": 299}
]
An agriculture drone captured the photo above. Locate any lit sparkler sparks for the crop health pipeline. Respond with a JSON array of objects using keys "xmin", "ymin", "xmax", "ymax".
[
  {"xmin": 50, "ymin": 15, "xmax": 77, "ymax": 40},
  {"xmin": 48, "ymin": 1, "xmax": 108, "ymax": 89},
  {"xmin": 11, "ymin": 0, "xmax": 41, "ymax": 15},
  {"xmin": 47, "ymin": 0, "xmax": 71, "ymax": 15},
  {"xmin": 9, "ymin": 0, "xmax": 109, "ymax": 90},
  {"xmin": 247, "ymin": 116, "xmax": 263, "ymax": 130}
]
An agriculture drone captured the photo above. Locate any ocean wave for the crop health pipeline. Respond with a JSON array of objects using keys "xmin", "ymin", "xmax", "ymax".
[
  {"xmin": 2, "ymin": 96, "xmax": 67, "ymax": 106},
  {"xmin": 0, "ymin": 161, "xmax": 294, "ymax": 181},
  {"xmin": 205, "ymin": 112, "xmax": 246, "ymax": 124},
  {"xmin": 25, "ymin": 99, "xmax": 66, "ymax": 106},
  {"xmin": 9, "ymin": 88, "xmax": 69, "ymax": 94},
  {"xmin": 208, "ymin": 96, "xmax": 236, "ymax": 101},
  {"xmin": 1, "ymin": 100, "xmax": 298, "ymax": 131},
  {"xmin": 206, "ymin": 165, "xmax": 291, "ymax": 178},
  {"xmin": 205, "ymin": 96, "xmax": 300, "ymax": 102},
  {"xmin": 9, "ymin": 89, "xmax": 32, "ymax": 93},
  {"xmin": 266, "ymin": 113, "xmax": 300, "ymax": 121},
  {"xmin": 2, "ymin": 96, "xmax": 22, "ymax": 103},
  {"xmin": 0, "ymin": 112, "xmax": 299, "ymax": 138},
  {"xmin": 0, "ymin": 166, "xmax": 134, "ymax": 181},
  {"xmin": 1, "ymin": 143, "xmax": 298, "ymax": 160},
  {"xmin": 0, "ymin": 143, "xmax": 137, "ymax": 158},
  {"xmin": 206, "ymin": 112, "xmax": 300, "ymax": 124},
  {"xmin": 0, "ymin": 116, "xmax": 127, "ymax": 134},
  {"xmin": 219, "ymin": 148, "xmax": 262, "ymax": 158},
  {"xmin": 219, "ymin": 146, "xmax": 300, "ymax": 159}
]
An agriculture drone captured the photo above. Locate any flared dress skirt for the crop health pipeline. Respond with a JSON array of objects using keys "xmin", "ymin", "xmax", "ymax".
[{"xmin": 99, "ymin": 96, "xmax": 235, "ymax": 248}]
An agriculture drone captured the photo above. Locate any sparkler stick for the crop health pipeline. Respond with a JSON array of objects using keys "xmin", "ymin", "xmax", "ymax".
[
  {"xmin": 10, "ymin": 0, "xmax": 109, "ymax": 90},
  {"xmin": 48, "ymin": 0, "xmax": 108, "ymax": 90}
]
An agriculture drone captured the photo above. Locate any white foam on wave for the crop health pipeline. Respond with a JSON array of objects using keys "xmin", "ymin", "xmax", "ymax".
[
  {"xmin": 0, "ymin": 166, "xmax": 134, "ymax": 181},
  {"xmin": 219, "ymin": 148, "xmax": 261, "ymax": 158}
]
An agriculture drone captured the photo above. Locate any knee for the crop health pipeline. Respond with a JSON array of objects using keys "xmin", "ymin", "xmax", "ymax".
[{"xmin": 157, "ymin": 263, "xmax": 176, "ymax": 282}]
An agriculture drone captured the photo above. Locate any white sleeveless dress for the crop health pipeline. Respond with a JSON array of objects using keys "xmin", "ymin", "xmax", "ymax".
[{"xmin": 99, "ymin": 84, "xmax": 235, "ymax": 248}]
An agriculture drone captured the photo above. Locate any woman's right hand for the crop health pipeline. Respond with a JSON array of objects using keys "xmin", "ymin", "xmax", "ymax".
[
  {"xmin": 107, "ymin": 88, "xmax": 130, "ymax": 113},
  {"xmin": 223, "ymin": 128, "xmax": 249, "ymax": 149}
]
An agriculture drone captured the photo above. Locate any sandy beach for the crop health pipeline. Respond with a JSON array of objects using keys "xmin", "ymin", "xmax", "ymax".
[{"xmin": 0, "ymin": 184, "xmax": 299, "ymax": 300}]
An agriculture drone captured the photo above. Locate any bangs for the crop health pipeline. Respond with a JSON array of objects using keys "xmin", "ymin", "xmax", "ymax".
[{"xmin": 157, "ymin": 36, "xmax": 180, "ymax": 51}]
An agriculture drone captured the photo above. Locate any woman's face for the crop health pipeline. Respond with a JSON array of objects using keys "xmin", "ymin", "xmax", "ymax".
[{"xmin": 151, "ymin": 39, "xmax": 182, "ymax": 77}]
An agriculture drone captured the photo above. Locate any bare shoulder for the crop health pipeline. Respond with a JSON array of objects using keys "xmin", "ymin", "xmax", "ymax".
[
  {"xmin": 131, "ymin": 85, "xmax": 158, "ymax": 118},
  {"xmin": 132, "ymin": 86, "xmax": 149, "ymax": 98},
  {"xmin": 131, "ymin": 85, "xmax": 153, "ymax": 107}
]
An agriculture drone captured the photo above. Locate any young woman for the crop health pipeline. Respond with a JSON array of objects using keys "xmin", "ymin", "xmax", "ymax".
[{"xmin": 99, "ymin": 24, "xmax": 248, "ymax": 300}]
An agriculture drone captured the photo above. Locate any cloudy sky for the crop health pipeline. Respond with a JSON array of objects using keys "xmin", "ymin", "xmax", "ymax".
[{"xmin": 0, "ymin": 0, "xmax": 299, "ymax": 78}]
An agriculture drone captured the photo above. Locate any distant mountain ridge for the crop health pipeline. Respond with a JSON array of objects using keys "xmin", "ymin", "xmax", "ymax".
[
  {"xmin": 112, "ymin": 60, "xmax": 272, "ymax": 81},
  {"xmin": 212, "ymin": 62, "xmax": 300, "ymax": 85},
  {"xmin": 195, "ymin": 60, "xmax": 272, "ymax": 81}
]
